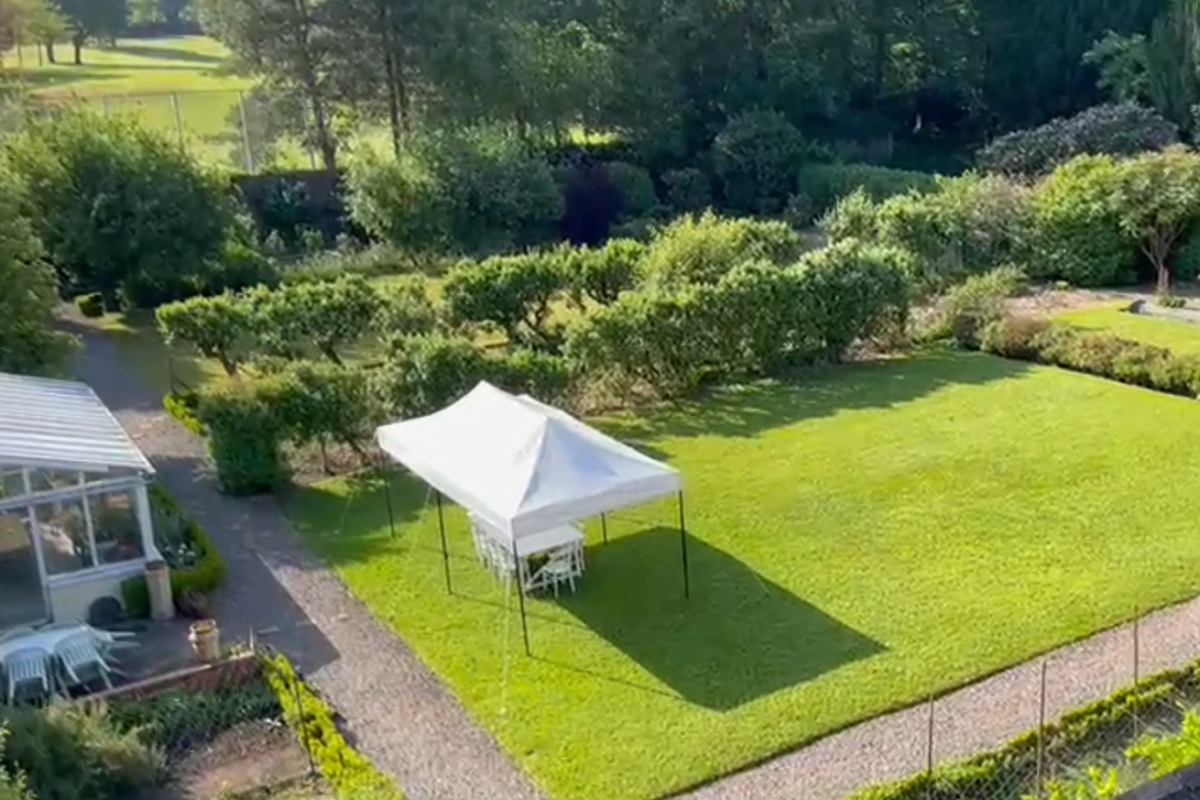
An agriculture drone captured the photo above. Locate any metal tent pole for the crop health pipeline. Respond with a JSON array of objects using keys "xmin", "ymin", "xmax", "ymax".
[
  {"xmin": 601, "ymin": 513, "xmax": 609, "ymax": 545},
  {"xmin": 511, "ymin": 538, "xmax": 531, "ymax": 656},
  {"xmin": 383, "ymin": 472, "xmax": 396, "ymax": 538},
  {"xmin": 678, "ymin": 491, "xmax": 690, "ymax": 598},
  {"xmin": 436, "ymin": 492, "xmax": 452, "ymax": 593}
]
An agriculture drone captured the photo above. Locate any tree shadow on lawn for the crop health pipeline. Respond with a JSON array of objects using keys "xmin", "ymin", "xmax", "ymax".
[
  {"xmin": 600, "ymin": 349, "xmax": 1032, "ymax": 459},
  {"xmin": 548, "ymin": 527, "xmax": 886, "ymax": 711},
  {"xmin": 108, "ymin": 43, "xmax": 228, "ymax": 66}
]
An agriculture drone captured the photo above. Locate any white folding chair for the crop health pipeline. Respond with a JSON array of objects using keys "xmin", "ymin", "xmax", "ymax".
[
  {"xmin": 0, "ymin": 626, "xmax": 36, "ymax": 644},
  {"xmin": 526, "ymin": 545, "xmax": 581, "ymax": 596},
  {"xmin": 4, "ymin": 647, "xmax": 51, "ymax": 704},
  {"xmin": 55, "ymin": 632, "xmax": 113, "ymax": 690}
]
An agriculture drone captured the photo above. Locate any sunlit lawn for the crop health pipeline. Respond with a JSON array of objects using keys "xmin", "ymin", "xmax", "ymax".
[
  {"xmin": 287, "ymin": 349, "xmax": 1200, "ymax": 800},
  {"xmin": 1055, "ymin": 302, "xmax": 1200, "ymax": 354}
]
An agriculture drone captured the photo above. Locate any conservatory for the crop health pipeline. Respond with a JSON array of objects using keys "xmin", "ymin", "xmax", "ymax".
[{"xmin": 0, "ymin": 372, "xmax": 159, "ymax": 628}]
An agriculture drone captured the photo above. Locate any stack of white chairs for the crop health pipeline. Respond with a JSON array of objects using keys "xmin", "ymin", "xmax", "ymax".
[{"xmin": 524, "ymin": 542, "xmax": 585, "ymax": 596}]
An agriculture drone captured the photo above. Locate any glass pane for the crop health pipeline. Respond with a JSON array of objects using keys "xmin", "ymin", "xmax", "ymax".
[
  {"xmin": 0, "ymin": 469, "xmax": 25, "ymax": 500},
  {"xmin": 0, "ymin": 508, "xmax": 44, "ymax": 626},
  {"xmin": 89, "ymin": 490, "xmax": 144, "ymax": 565},
  {"xmin": 28, "ymin": 469, "xmax": 81, "ymax": 494},
  {"xmin": 36, "ymin": 500, "xmax": 94, "ymax": 575}
]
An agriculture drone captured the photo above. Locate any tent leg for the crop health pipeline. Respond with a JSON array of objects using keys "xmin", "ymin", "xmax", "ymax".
[
  {"xmin": 383, "ymin": 470, "xmax": 396, "ymax": 539},
  {"xmin": 436, "ymin": 492, "xmax": 452, "ymax": 594},
  {"xmin": 511, "ymin": 539, "xmax": 531, "ymax": 656},
  {"xmin": 601, "ymin": 513, "xmax": 608, "ymax": 545},
  {"xmin": 678, "ymin": 491, "xmax": 690, "ymax": 599}
]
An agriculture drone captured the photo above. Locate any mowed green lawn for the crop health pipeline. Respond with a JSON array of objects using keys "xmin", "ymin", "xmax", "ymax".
[
  {"xmin": 287, "ymin": 349, "xmax": 1200, "ymax": 800},
  {"xmin": 1055, "ymin": 302, "xmax": 1200, "ymax": 354}
]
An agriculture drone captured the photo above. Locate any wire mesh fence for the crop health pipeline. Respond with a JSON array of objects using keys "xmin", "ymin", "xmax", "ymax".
[
  {"xmin": 2, "ymin": 88, "xmax": 329, "ymax": 173},
  {"xmin": 892, "ymin": 609, "xmax": 1200, "ymax": 800}
]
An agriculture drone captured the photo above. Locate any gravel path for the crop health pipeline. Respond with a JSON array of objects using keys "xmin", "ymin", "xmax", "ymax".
[
  {"xmin": 70, "ymin": 330, "xmax": 544, "ymax": 800},
  {"xmin": 69, "ymin": 325, "xmax": 1200, "ymax": 800}
]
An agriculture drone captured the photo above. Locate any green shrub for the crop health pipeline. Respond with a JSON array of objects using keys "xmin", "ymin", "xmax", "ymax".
[
  {"xmin": 642, "ymin": 211, "xmax": 803, "ymax": 287},
  {"xmin": 934, "ymin": 265, "xmax": 1028, "ymax": 347},
  {"xmin": 374, "ymin": 334, "xmax": 493, "ymax": 418},
  {"xmin": 163, "ymin": 391, "xmax": 203, "ymax": 435},
  {"xmin": 442, "ymin": 251, "xmax": 568, "ymax": 347},
  {"xmin": 713, "ymin": 110, "xmax": 806, "ymax": 215},
  {"xmin": 75, "ymin": 293, "xmax": 105, "ymax": 318},
  {"xmin": 1029, "ymin": 155, "xmax": 1138, "ymax": 287},
  {"xmin": 0, "ymin": 172, "xmax": 78, "ymax": 377},
  {"xmin": 156, "ymin": 293, "xmax": 256, "ymax": 377},
  {"xmin": 108, "ymin": 680, "xmax": 280, "ymax": 755},
  {"xmin": 3, "ymin": 109, "xmax": 234, "ymax": 308},
  {"xmin": 978, "ymin": 103, "xmax": 1179, "ymax": 178},
  {"xmin": 564, "ymin": 239, "xmax": 646, "ymax": 307},
  {"xmin": 122, "ymin": 485, "xmax": 229, "ymax": 616},
  {"xmin": 977, "ymin": 316, "xmax": 1200, "ymax": 398},
  {"xmin": 799, "ymin": 163, "xmax": 938, "ymax": 217},
  {"xmin": 606, "ymin": 161, "xmax": 657, "ymax": 220},
  {"xmin": 1157, "ymin": 293, "xmax": 1188, "ymax": 309},
  {"xmin": 490, "ymin": 349, "xmax": 575, "ymax": 406},
  {"xmin": 0, "ymin": 703, "xmax": 165, "ymax": 800},
  {"xmin": 347, "ymin": 129, "xmax": 563, "ymax": 256},
  {"xmin": 200, "ymin": 240, "xmax": 279, "ymax": 295},
  {"xmin": 819, "ymin": 188, "xmax": 881, "ymax": 243},
  {"xmin": 978, "ymin": 315, "xmax": 1052, "ymax": 360},
  {"xmin": 263, "ymin": 655, "xmax": 401, "ymax": 800},
  {"xmin": 662, "ymin": 167, "xmax": 712, "ymax": 213},
  {"xmin": 283, "ymin": 244, "xmax": 443, "ymax": 284},
  {"xmin": 196, "ymin": 377, "xmax": 291, "ymax": 494},
  {"xmin": 567, "ymin": 240, "xmax": 910, "ymax": 398},
  {"xmin": 0, "ymin": 729, "xmax": 32, "ymax": 800},
  {"xmin": 375, "ymin": 275, "xmax": 439, "ymax": 337},
  {"xmin": 250, "ymin": 274, "xmax": 384, "ymax": 364}
]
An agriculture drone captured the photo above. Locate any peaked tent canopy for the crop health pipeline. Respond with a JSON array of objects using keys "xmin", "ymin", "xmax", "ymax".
[{"xmin": 375, "ymin": 382, "xmax": 682, "ymax": 539}]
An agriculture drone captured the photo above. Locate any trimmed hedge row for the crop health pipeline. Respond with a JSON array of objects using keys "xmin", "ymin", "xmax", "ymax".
[
  {"xmin": 852, "ymin": 658, "xmax": 1200, "ymax": 800},
  {"xmin": 977, "ymin": 316, "xmax": 1200, "ymax": 399},
  {"xmin": 800, "ymin": 162, "xmax": 938, "ymax": 218},
  {"xmin": 263, "ymin": 653, "xmax": 402, "ymax": 800},
  {"xmin": 121, "ymin": 486, "xmax": 227, "ymax": 617},
  {"xmin": 566, "ymin": 240, "xmax": 910, "ymax": 398}
]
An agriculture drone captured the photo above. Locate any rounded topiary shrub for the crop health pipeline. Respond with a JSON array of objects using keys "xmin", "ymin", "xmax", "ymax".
[
  {"xmin": 75, "ymin": 292, "xmax": 105, "ymax": 318},
  {"xmin": 662, "ymin": 167, "xmax": 712, "ymax": 213},
  {"xmin": 713, "ymin": 110, "xmax": 805, "ymax": 215}
]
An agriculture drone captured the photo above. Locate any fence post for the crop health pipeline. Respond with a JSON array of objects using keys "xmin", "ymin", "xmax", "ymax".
[
  {"xmin": 1133, "ymin": 608, "xmax": 1141, "ymax": 737},
  {"xmin": 291, "ymin": 674, "xmax": 318, "ymax": 778},
  {"xmin": 171, "ymin": 92, "xmax": 185, "ymax": 147},
  {"xmin": 1037, "ymin": 660, "xmax": 1048, "ymax": 795},
  {"xmin": 925, "ymin": 694, "xmax": 935, "ymax": 800},
  {"xmin": 237, "ymin": 91, "xmax": 255, "ymax": 174}
]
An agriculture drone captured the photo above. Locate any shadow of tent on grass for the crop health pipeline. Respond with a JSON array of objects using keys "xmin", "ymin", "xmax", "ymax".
[{"xmin": 551, "ymin": 527, "xmax": 885, "ymax": 711}]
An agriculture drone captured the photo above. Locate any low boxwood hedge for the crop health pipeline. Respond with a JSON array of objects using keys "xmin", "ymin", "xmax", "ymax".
[
  {"xmin": 121, "ymin": 486, "xmax": 226, "ymax": 618},
  {"xmin": 263, "ymin": 653, "xmax": 403, "ymax": 800}
]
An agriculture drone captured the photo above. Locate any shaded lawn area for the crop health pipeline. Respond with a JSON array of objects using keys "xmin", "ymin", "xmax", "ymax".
[
  {"xmin": 286, "ymin": 349, "xmax": 1200, "ymax": 800},
  {"xmin": 1055, "ymin": 303, "xmax": 1200, "ymax": 354}
]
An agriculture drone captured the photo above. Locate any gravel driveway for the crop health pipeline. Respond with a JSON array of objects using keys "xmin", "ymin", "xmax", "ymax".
[{"xmin": 68, "ymin": 325, "xmax": 1200, "ymax": 800}]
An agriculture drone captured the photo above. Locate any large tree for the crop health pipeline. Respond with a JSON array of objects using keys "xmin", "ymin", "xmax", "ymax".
[
  {"xmin": 198, "ymin": 0, "xmax": 340, "ymax": 170},
  {"xmin": 55, "ymin": 0, "xmax": 127, "ymax": 64}
]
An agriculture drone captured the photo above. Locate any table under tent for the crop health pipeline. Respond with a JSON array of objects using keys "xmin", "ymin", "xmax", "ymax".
[{"xmin": 374, "ymin": 382, "xmax": 688, "ymax": 655}]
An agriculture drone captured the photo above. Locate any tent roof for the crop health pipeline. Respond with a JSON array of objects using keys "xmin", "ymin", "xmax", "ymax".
[
  {"xmin": 0, "ymin": 372, "xmax": 154, "ymax": 475},
  {"xmin": 375, "ymin": 382, "xmax": 681, "ymax": 539}
]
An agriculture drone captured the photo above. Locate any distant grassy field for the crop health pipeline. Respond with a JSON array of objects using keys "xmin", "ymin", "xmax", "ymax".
[{"xmin": 4, "ymin": 36, "xmax": 317, "ymax": 168}]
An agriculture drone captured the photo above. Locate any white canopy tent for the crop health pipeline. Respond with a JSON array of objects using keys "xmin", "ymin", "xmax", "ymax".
[{"xmin": 374, "ymin": 382, "xmax": 689, "ymax": 654}]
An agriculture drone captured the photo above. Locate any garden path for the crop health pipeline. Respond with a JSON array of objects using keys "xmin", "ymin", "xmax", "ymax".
[
  {"xmin": 71, "ymin": 326, "xmax": 1200, "ymax": 800},
  {"xmin": 71, "ymin": 329, "xmax": 545, "ymax": 800}
]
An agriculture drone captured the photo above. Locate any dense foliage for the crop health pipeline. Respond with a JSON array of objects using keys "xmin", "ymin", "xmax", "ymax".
[
  {"xmin": 443, "ymin": 252, "xmax": 567, "ymax": 347},
  {"xmin": 567, "ymin": 241, "xmax": 909, "ymax": 398},
  {"xmin": 0, "ymin": 704, "xmax": 164, "ymax": 800},
  {"xmin": 641, "ymin": 211, "xmax": 803, "ymax": 288},
  {"xmin": 800, "ymin": 164, "xmax": 939, "ymax": 219},
  {"xmin": 3, "ymin": 111, "xmax": 234, "ymax": 308},
  {"xmin": 0, "ymin": 172, "xmax": 75, "ymax": 376},
  {"xmin": 713, "ymin": 111, "xmax": 807, "ymax": 215},
  {"xmin": 978, "ymin": 103, "xmax": 1179, "ymax": 177}
]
